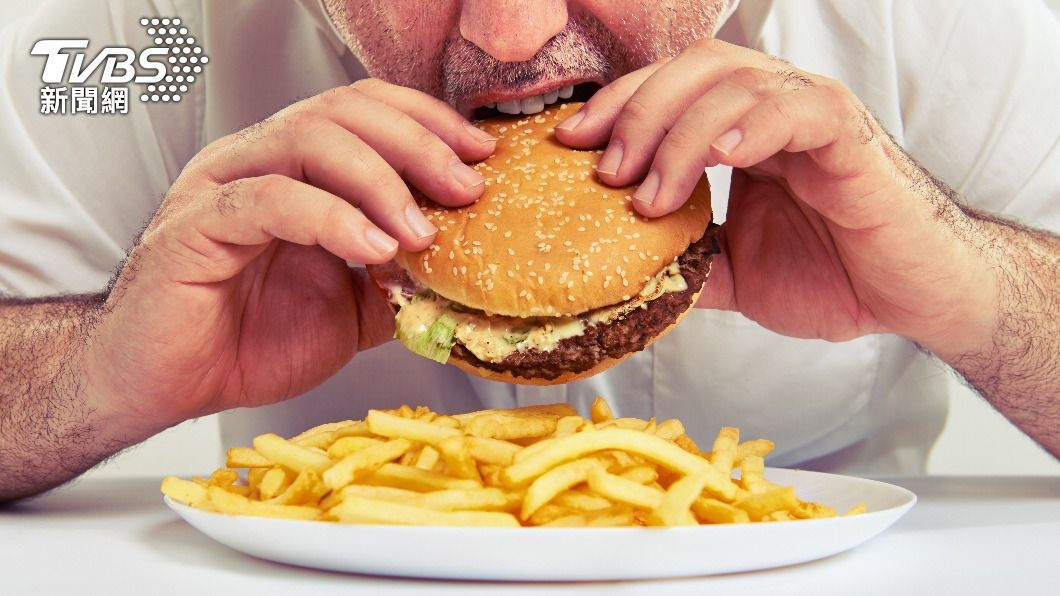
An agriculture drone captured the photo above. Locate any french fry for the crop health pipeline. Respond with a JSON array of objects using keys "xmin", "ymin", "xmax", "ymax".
[
  {"xmin": 648, "ymin": 470, "xmax": 710, "ymax": 526},
  {"xmin": 331, "ymin": 421, "xmax": 373, "ymax": 439},
  {"xmin": 466, "ymin": 436, "xmax": 521, "ymax": 466},
  {"xmin": 330, "ymin": 496, "xmax": 519, "ymax": 527},
  {"xmin": 618, "ymin": 465, "xmax": 658, "ymax": 485},
  {"xmin": 733, "ymin": 486, "xmax": 800, "ymax": 521},
  {"xmin": 208, "ymin": 486, "xmax": 320, "ymax": 520},
  {"xmin": 502, "ymin": 428, "xmax": 737, "ymax": 500},
  {"xmin": 252, "ymin": 433, "xmax": 332, "ymax": 473},
  {"xmin": 266, "ymin": 470, "xmax": 328, "ymax": 506},
  {"xmin": 527, "ymin": 503, "xmax": 579, "ymax": 526},
  {"xmin": 545, "ymin": 505, "xmax": 636, "ymax": 527},
  {"xmin": 323, "ymin": 439, "xmax": 412, "ymax": 490},
  {"xmin": 692, "ymin": 497, "xmax": 751, "ymax": 524},
  {"xmin": 411, "ymin": 488, "xmax": 516, "ymax": 512},
  {"xmin": 161, "ymin": 476, "xmax": 209, "ymax": 508},
  {"xmin": 257, "ymin": 467, "xmax": 292, "ymax": 500},
  {"xmin": 289, "ymin": 420, "xmax": 356, "ymax": 443},
  {"xmin": 587, "ymin": 468, "xmax": 664, "ymax": 510},
  {"xmin": 552, "ymin": 488, "xmax": 612, "ymax": 511},
  {"xmin": 654, "ymin": 419, "xmax": 685, "ymax": 440},
  {"xmin": 362, "ymin": 463, "xmax": 481, "ymax": 492},
  {"xmin": 465, "ymin": 413, "xmax": 558, "ymax": 441},
  {"xmin": 414, "ymin": 445, "xmax": 442, "ymax": 470},
  {"xmin": 736, "ymin": 439, "xmax": 775, "ymax": 462},
  {"xmin": 673, "ymin": 434, "xmax": 702, "ymax": 456},
  {"xmin": 366, "ymin": 410, "xmax": 461, "ymax": 445},
  {"xmin": 589, "ymin": 396, "xmax": 614, "ymax": 424},
  {"xmin": 845, "ymin": 503, "xmax": 868, "ymax": 516},
  {"xmin": 438, "ymin": 436, "xmax": 482, "ymax": 481},
  {"xmin": 738, "ymin": 455, "xmax": 775, "ymax": 494},
  {"xmin": 597, "ymin": 418, "xmax": 654, "ymax": 431},
  {"xmin": 225, "ymin": 447, "xmax": 272, "ymax": 468},
  {"xmin": 710, "ymin": 427, "xmax": 740, "ymax": 476},
  {"xmin": 320, "ymin": 484, "xmax": 420, "ymax": 510},
  {"xmin": 327, "ymin": 436, "xmax": 385, "ymax": 459},
  {"xmin": 551, "ymin": 415, "xmax": 587, "ymax": 438},
  {"xmin": 521, "ymin": 457, "xmax": 608, "ymax": 519},
  {"xmin": 209, "ymin": 468, "xmax": 239, "ymax": 489},
  {"xmin": 164, "ymin": 401, "xmax": 845, "ymax": 529}
]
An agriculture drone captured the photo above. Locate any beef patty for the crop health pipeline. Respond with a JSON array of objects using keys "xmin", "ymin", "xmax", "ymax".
[{"xmin": 451, "ymin": 226, "xmax": 719, "ymax": 380}]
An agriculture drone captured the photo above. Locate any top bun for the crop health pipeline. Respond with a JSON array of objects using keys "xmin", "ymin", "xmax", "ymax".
[{"xmin": 396, "ymin": 102, "xmax": 712, "ymax": 317}]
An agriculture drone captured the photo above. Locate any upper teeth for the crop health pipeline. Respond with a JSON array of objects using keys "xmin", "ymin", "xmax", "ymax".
[{"xmin": 490, "ymin": 85, "xmax": 575, "ymax": 115}]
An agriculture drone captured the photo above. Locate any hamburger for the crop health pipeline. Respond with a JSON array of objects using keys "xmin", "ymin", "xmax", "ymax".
[{"xmin": 369, "ymin": 102, "xmax": 716, "ymax": 385}]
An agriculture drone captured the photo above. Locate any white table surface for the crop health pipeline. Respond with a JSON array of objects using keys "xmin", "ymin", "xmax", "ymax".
[{"xmin": 2, "ymin": 476, "xmax": 1058, "ymax": 595}]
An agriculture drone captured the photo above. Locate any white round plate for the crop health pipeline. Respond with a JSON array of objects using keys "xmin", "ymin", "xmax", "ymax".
[{"xmin": 165, "ymin": 468, "xmax": 915, "ymax": 580}]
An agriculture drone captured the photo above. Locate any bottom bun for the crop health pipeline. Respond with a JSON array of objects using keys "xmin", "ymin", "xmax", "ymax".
[{"xmin": 447, "ymin": 284, "xmax": 705, "ymax": 386}]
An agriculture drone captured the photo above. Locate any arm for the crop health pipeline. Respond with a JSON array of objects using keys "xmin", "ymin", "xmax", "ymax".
[
  {"xmin": 0, "ymin": 80, "xmax": 496, "ymax": 502},
  {"xmin": 934, "ymin": 206, "xmax": 1060, "ymax": 455},
  {"xmin": 0, "ymin": 294, "xmax": 150, "ymax": 501}
]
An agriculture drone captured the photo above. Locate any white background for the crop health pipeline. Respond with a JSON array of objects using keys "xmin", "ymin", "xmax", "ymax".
[{"xmin": 1, "ymin": 1, "xmax": 1057, "ymax": 478}]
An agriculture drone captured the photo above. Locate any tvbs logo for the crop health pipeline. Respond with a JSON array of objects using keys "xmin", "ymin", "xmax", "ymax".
[{"xmin": 32, "ymin": 17, "xmax": 207, "ymax": 114}]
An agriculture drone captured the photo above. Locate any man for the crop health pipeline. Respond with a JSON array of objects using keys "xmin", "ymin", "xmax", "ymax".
[{"xmin": 0, "ymin": 0, "xmax": 1057, "ymax": 502}]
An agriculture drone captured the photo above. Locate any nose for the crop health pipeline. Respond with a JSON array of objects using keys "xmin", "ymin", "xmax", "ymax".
[{"xmin": 459, "ymin": 0, "xmax": 569, "ymax": 62}]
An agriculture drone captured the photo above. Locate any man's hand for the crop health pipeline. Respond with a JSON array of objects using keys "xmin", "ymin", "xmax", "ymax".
[
  {"xmin": 1, "ymin": 80, "xmax": 497, "ymax": 500},
  {"xmin": 555, "ymin": 39, "xmax": 1059, "ymax": 454},
  {"xmin": 91, "ymin": 80, "xmax": 498, "ymax": 429}
]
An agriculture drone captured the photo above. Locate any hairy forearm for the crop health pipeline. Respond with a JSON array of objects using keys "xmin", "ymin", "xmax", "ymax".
[
  {"xmin": 942, "ymin": 210, "xmax": 1060, "ymax": 457},
  {"xmin": 0, "ymin": 295, "xmax": 150, "ymax": 501}
]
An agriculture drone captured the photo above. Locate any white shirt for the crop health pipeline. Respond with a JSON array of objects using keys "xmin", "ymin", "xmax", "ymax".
[{"xmin": 1, "ymin": 0, "xmax": 1057, "ymax": 474}]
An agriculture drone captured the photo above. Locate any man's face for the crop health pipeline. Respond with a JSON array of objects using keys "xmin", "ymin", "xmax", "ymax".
[{"xmin": 322, "ymin": 0, "xmax": 730, "ymax": 117}]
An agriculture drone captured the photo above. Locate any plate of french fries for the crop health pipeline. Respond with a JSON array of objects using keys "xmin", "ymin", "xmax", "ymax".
[{"xmin": 162, "ymin": 398, "xmax": 915, "ymax": 580}]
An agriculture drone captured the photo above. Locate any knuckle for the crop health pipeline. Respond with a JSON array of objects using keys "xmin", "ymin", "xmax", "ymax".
[
  {"xmin": 249, "ymin": 174, "xmax": 288, "ymax": 202},
  {"xmin": 728, "ymin": 67, "xmax": 774, "ymax": 97},
  {"xmin": 618, "ymin": 95, "xmax": 654, "ymax": 126},
  {"xmin": 689, "ymin": 37, "xmax": 725, "ymax": 56},
  {"xmin": 350, "ymin": 78, "xmax": 385, "ymax": 94},
  {"xmin": 213, "ymin": 179, "xmax": 251, "ymax": 215},
  {"xmin": 317, "ymin": 84, "xmax": 364, "ymax": 110}
]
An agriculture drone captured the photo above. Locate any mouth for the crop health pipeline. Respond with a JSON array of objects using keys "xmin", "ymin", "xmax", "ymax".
[{"xmin": 464, "ymin": 81, "xmax": 603, "ymax": 120}]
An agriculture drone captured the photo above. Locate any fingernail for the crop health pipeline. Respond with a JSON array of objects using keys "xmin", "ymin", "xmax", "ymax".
[
  {"xmin": 596, "ymin": 138, "xmax": 624, "ymax": 176},
  {"xmin": 405, "ymin": 203, "xmax": 437, "ymax": 239},
  {"xmin": 365, "ymin": 227, "xmax": 398, "ymax": 256},
  {"xmin": 462, "ymin": 121, "xmax": 496, "ymax": 144},
  {"xmin": 450, "ymin": 158, "xmax": 485, "ymax": 189},
  {"xmin": 633, "ymin": 170, "xmax": 661, "ymax": 206},
  {"xmin": 712, "ymin": 128, "xmax": 743, "ymax": 155},
  {"xmin": 556, "ymin": 109, "xmax": 586, "ymax": 132}
]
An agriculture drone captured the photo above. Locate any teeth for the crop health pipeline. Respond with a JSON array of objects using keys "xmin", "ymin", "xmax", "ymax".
[
  {"xmin": 487, "ymin": 85, "xmax": 579, "ymax": 115},
  {"xmin": 496, "ymin": 100, "xmax": 520, "ymax": 114},
  {"xmin": 520, "ymin": 94, "xmax": 545, "ymax": 114}
]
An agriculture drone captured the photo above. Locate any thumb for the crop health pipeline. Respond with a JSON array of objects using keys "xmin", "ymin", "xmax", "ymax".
[
  {"xmin": 694, "ymin": 225, "xmax": 737, "ymax": 312},
  {"xmin": 351, "ymin": 268, "xmax": 397, "ymax": 352}
]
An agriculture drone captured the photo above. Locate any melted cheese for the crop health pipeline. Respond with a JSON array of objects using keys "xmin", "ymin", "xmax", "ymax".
[{"xmin": 392, "ymin": 262, "xmax": 687, "ymax": 364}]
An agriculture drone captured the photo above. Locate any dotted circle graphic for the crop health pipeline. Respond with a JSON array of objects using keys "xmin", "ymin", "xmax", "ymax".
[{"xmin": 138, "ymin": 17, "xmax": 207, "ymax": 103}]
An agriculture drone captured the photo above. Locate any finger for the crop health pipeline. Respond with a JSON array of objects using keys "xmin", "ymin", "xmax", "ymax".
[
  {"xmin": 205, "ymin": 115, "xmax": 437, "ymax": 251},
  {"xmin": 191, "ymin": 175, "xmax": 399, "ymax": 271},
  {"xmin": 553, "ymin": 62, "xmax": 665, "ymax": 149},
  {"xmin": 633, "ymin": 67, "xmax": 798, "ymax": 217},
  {"xmin": 589, "ymin": 42, "xmax": 780, "ymax": 187},
  {"xmin": 309, "ymin": 86, "xmax": 488, "ymax": 208},
  {"xmin": 350, "ymin": 78, "xmax": 498, "ymax": 162}
]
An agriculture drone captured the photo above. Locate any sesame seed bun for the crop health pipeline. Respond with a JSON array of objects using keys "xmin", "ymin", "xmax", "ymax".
[{"xmin": 395, "ymin": 102, "xmax": 713, "ymax": 317}]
